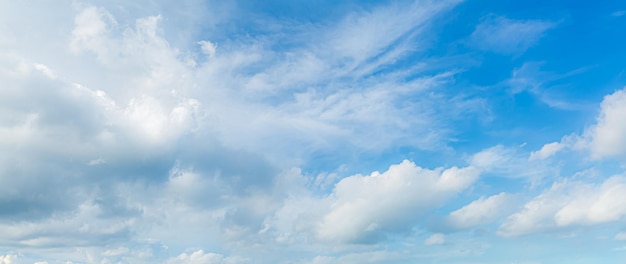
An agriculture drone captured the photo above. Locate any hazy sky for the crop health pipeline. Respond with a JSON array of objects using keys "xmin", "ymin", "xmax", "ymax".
[{"xmin": 2, "ymin": 0, "xmax": 626, "ymax": 263}]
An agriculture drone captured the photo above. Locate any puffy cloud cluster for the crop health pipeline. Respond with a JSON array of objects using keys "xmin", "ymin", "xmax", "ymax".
[
  {"xmin": 587, "ymin": 89, "xmax": 626, "ymax": 159},
  {"xmin": 498, "ymin": 176, "xmax": 626, "ymax": 236},
  {"xmin": 5, "ymin": 0, "xmax": 626, "ymax": 263},
  {"xmin": 0, "ymin": 0, "xmax": 486, "ymax": 262},
  {"xmin": 316, "ymin": 160, "xmax": 480, "ymax": 243},
  {"xmin": 0, "ymin": 255, "xmax": 16, "ymax": 264}
]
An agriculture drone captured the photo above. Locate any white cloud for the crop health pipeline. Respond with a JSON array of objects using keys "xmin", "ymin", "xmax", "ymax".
[
  {"xmin": 469, "ymin": 145, "xmax": 549, "ymax": 182},
  {"xmin": 424, "ymin": 233, "xmax": 445, "ymax": 245},
  {"xmin": 586, "ymin": 88, "xmax": 626, "ymax": 159},
  {"xmin": 529, "ymin": 142, "xmax": 564, "ymax": 160},
  {"xmin": 469, "ymin": 16, "xmax": 555, "ymax": 54},
  {"xmin": 316, "ymin": 160, "xmax": 479, "ymax": 243},
  {"xmin": 198, "ymin": 40, "xmax": 217, "ymax": 57},
  {"xmin": 615, "ymin": 232, "xmax": 626, "ymax": 241},
  {"xmin": 0, "ymin": 255, "xmax": 16, "ymax": 264},
  {"xmin": 498, "ymin": 176, "xmax": 626, "ymax": 236},
  {"xmin": 166, "ymin": 250, "xmax": 246, "ymax": 264},
  {"xmin": 447, "ymin": 192, "xmax": 513, "ymax": 229},
  {"xmin": 0, "ymin": 0, "xmax": 571, "ymax": 263},
  {"xmin": 470, "ymin": 145, "xmax": 514, "ymax": 170},
  {"xmin": 327, "ymin": 0, "xmax": 460, "ymax": 72}
]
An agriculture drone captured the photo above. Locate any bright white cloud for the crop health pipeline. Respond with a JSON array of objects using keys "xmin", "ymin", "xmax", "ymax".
[
  {"xmin": 529, "ymin": 142, "xmax": 564, "ymax": 160},
  {"xmin": 587, "ymin": 88, "xmax": 626, "ymax": 159},
  {"xmin": 447, "ymin": 192, "xmax": 513, "ymax": 229},
  {"xmin": 316, "ymin": 160, "xmax": 480, "ymax": 243},
  {"xmin": 469, "ymin": 16, "xmax": 555, "ymax": 54},
  {"xmin": 0, "ymin": 255, "xmax": 16, "ymax": 264},
  {"xmin": 498, "ymin": 176, "xmax": 626, "ymax": 236}
]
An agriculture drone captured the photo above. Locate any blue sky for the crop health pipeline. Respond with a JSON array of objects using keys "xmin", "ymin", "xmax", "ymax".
[{"xmin": 1, "ymin": 0, "xmax": 626, "ymax": 263}]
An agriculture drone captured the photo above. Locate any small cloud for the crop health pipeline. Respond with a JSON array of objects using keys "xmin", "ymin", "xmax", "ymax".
[
  {"xmin": 198, "ymin": 40, "xmax": 217, "ymax": 57},
  {"xmin": 447, "ymin": 193, "xmax": 514, "ymax": 229},
  {"xmin": 469, "ymin": 15, "xmax": 555, "ymax": 55},
  {"xmin": 612, "ymin": 10, "xmax": 626, "ymax": 17},
  {"xmin": 424, "ymin": 233, "xmax": 445, "ymax": 245},
  {"xmin": 529, "ymin": 142, "xmax": 564, "ymax": 160},
  {"xmin": 87, "ymin": 158, "xmax": 106, "ymax": 166},
  {"xmin": 470, "ymin": 145, "xmax": 513, "ymax": 171},
  {"xmin": 615, "ymin": 232, "xmax": 626, "ymax": 241}
]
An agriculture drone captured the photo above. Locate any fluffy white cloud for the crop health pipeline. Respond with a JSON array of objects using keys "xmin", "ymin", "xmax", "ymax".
[
  {"xmin": 0, "ymin": 255, "xmax": 16, "ymax": 264},
  {"xmin": 469, "ymin": 16, "xmax": 555, "ymax": 54},
  {"xmin": 446, "ymin": 192, "xmax": 513, "ymax": 229},
  {"xmin": 316, "ymin": 160, "xmax": 479, "ymax": 243},
  {"xmin": 498, "ymin": 176, "xmax": 626, "ymax": 236},
  {"xmin": 587, "ymin": 88, "xmax": 626, "ymax": 159}
]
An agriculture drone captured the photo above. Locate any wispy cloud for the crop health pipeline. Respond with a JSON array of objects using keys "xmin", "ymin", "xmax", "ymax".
[{"xmin": 469, "ymin": 15, "xmax": 555, "ymax": 55}]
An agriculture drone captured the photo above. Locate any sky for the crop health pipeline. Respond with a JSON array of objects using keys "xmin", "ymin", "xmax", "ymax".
[{"xmin": 1, "ymin": 0, "xmax": 626, "ymax": 263}]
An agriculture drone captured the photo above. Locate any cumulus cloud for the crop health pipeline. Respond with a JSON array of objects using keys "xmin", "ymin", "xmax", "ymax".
[
  {"xmin": 498, "ymin": 176, "xmax": 626, "ymax": 236},
  {"xmin": 586, "ymin": 88, "xmax": 626, "ymax": 159},
  {"xmin": 316, "ymin": 160, "xmax": 480, "ymax": 243},
  {"xmin": 469, "ymin": 16, "xmax": 555, "ymax": 55},
  {"xmin": 0, "ymin": 255, "xmax": 16, "ymax": 264},
  {"xmin": 0, "ymin": 0, "xmax": 532, "ymax": 262},
  {"xmin": 446, "ymin": 192, "xmax": 514, "ymax": 229}
]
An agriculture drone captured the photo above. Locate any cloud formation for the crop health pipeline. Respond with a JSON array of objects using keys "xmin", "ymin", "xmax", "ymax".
[
  {"xmin": 2, "ymin": 0, "xmax": 626, "ymax": 263},
  {"xmin": 469, "ymin": 16, "xmax": 555, "ymax": 55},
  {"xmin": 316, "ymin": 160, "xmax": 480, "ymax": 243}
]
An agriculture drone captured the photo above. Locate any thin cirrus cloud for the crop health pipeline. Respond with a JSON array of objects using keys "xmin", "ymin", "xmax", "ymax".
[
  {"xmin": 2, "ymin": 0, "xmax": 626, "ymax": 263},
  {"xmin": 468, "ymin": 15, "xmax": 556, "ymax": 55}
]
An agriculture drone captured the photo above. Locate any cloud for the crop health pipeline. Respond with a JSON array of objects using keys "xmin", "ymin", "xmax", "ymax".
[
  {"xmin": 498, "ymin": 176, "xmax": 626, "ymax": 236},
  {"xmin": 0, "ymin": 2, "xmax": 478, "ymax": 259},
  {"xmin": 469, "ymin": 16, "xmax": 555, "ymax": 55},
  {"xmin": 316, "ymin": 160, "xmax": 480, "ymax": 243},
  {"xmin": 424, "ymin": 233, "xmax": 445, "ymax": 245},
  {"xmin": 326, "ymin": 0, "xmax": 461, "ymax": 72},
  {"xmin": 0, "ymin": 255, "xmax": 16, "ymax": 264},
  {"xmin": 166, "ymin": 250, "xmax": 246, "ymax": 264},
  {"xmin": 586, "ymin": 88, "xmax": 626, "ymax": 159},
  {"xmin": 446, "ymin": 192, "xmax": 514, "ymax": 229},
  {"xmin": 469, "ymin": 145, "xmax": 550, "ymax": 182},
  {"xmin": 506, "ymin": 62, "xmax": 595, "ymax": 111},
  {"xmin": 4, "ymin": 0, "xmax": 609, "ymax": 263},
  {"xmin": 470, "ymin": 145, "xmax": 515, "ymax": 170},
  {"xmin": 529, "ymin": 142, "xmax": 565, "ymax": 160}
]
